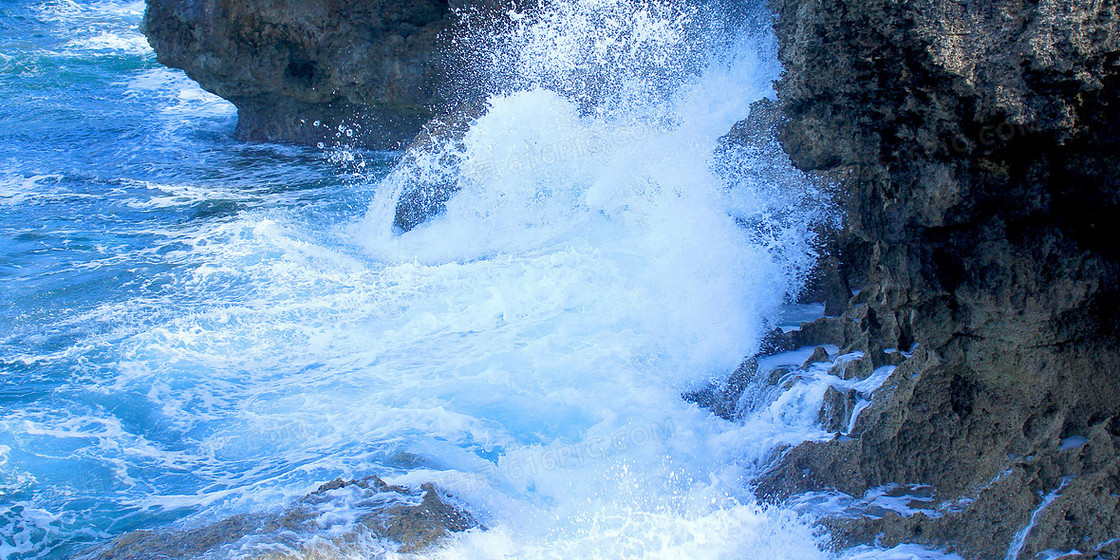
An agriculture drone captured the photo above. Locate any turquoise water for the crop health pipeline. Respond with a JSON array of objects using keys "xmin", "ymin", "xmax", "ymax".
[
  {"xmin": 1, "ymin": 2, "xmax": 400, "ymax": 555},
  {"xmin": 0, "ymin": 2, "xmax": 958, "ymax": 559}
]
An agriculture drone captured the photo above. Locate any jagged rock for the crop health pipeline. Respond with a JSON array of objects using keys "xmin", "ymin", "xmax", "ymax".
[
  {"xmin": 825, "ymin": 353, "xmax": 870, "ymax": 381},
  {"xmin": 803, "ymin": 421, "xmax": 1120, "ymax": 559},
  {"xmin": 690, "ymin": 314, "xmax": 860, "ymax": 421},
  {"xmin": 794, "ymin": 316, "xmax": 852, "ymax": 349},
  {"xmin": 140, "ymin": 0, "xmax": 513, "ymax": 148},
  {"xmin": 719, "ymin": 98, "xmax": 853, "ymax": 316},
  {"xmin": 758, "ymin": 328, "xmax": 798, "ymax": 355},
  {"xmin": 798, "ymin": 251, "xmax": 853, "ymax": 317},
  {"xmin": 818, "ymin": 386, "xmax": 859, "ymax": 433},
  {"xmin": 684, "ymin": 357, "xmax": 760, "ymax": 421},
  {"xmin": 802, "ymin": 346, "xmax": 831, "ymax": 369},
  {"xmin": 760, "ymin": 0, "xmax": 1120, "ymax": 556},
  {"xmin": 390, "ymin": 104, "xmax": 488, "ymax": 232},
  {"xmin": 84, "ymin": 476, "xmax": 478, "ymax": 559}
]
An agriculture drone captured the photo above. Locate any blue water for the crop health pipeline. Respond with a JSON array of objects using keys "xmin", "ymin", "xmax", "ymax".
[
  {"xmin": 0, "ymin": 2, "xmax": 958, "ymax": 559},
  {"xmin": 1, "ymin": 2, "xmax": 400, "ymax": 555}
]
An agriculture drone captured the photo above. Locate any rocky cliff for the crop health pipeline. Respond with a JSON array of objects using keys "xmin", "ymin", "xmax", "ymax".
[
  {"xmin": 751, "ymin": 0, "xmax": 1120, "ymax": 557},
  {"xmin": 141, "ymin": 0, "xmax": 501, "ymax": 148}
]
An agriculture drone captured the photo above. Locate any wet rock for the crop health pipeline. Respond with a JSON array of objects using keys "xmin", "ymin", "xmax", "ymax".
[
  {"xmin": 759, "ymin": 327, "xmax": 801, "ymax": 356},
  {"xmin": 805, "ymin": 421, "xmax": 1120, "ymax": 560},
  {"xmin": 141, "ymin": 0, "xmax": 514, "ymax": 148},
  {"xmin": 719, "ymin": 98, "xmax": 850, "ymax": 315},
  {"xmin": 84, "ymin": 475, "xmax": 479, "ymax": 559},
  {"xmin": 375, "ymin": 483, "xmax": 477, "ymax": 553},
  {"xmin": 802, "ymin": 346, "xmax": 831, "ymax": 369},
  {"xmin": 760, "ymin": 0, "xmax": 1120, "ymax": 555},
  {"xmin": 818, "ymin": 386, "xmax": 858, "ymax": 433},
  {"xmin": 684, "ymin": 357, "xmax": 760, "ymax": 421},
  {"xmin": 389, "ymin": 104, "xmax": 488, "ymax": 232},
  {"xmin": 798, "ymin": 251, "xmax": 853, "ymax": 317},
  {"xmin": 826, "ymin": 353, "xmax": 873, "ymax": 381}
]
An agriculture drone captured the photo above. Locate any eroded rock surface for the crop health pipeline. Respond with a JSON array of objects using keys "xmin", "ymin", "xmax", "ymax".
[
  {"xmin": 744, "ymin": 0, "xmax": 1120, "ymax": 557},
  {"xmin": 141, "ymin": 0, "xmax": 504, "ymax": 148},
  {"xmin": 84, "ymin": 476, "xmax": 478, "ymax": 559}
]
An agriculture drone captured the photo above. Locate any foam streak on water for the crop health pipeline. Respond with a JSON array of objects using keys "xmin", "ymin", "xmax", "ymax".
[{"xmin": 0, "ymin": 1, "xmax": 958, "ymax": 559}]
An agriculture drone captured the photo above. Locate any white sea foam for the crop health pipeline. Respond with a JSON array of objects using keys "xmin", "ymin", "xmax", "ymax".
[
  {"xmin": 34, "ymin": 0, "xmax": 146, "ymax": 22},
  {"xmin": 36, "ymin": 0, "xmax": 151, "ymax": 61},
  {"xmin": 842, "ymin": 544, "xmax": 967, "ymax": 560},
  {"xmin": 125, "ymin": 69, "xmax": 236, "ymax": 119},
  {"xmin": 343, "ymin": 0, "xmax": 834, "ymax": 556},
  {"xmin": 0, "ymin": 174, "xmax": 62, "ymax": 206},
  {"xmin": 65, "ymin": 32, "xmax": 150, "ymax": 56}
]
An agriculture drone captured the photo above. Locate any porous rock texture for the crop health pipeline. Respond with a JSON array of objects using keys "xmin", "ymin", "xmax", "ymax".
[
  {"xmin": 141, "ymin": 0, "xmax": 503, "ymax": 148},
  {"xmin": 749, "ymin": 0, "xmax": 1120, "ymax": 557},
  {"xmin": 84, "ymin": 476, "xmax": 478, "ymax": 559}
]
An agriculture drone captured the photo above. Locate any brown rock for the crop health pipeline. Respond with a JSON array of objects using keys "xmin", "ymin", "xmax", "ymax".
[
  {"xmin": 758, "ymin": 0, "xmax": 1120, "ymax": 555},
  {"xmin": 818, "ymin": 385, "xmax": 859, "ymax": 433},
  {"xmin": 802, "ymin": 346, "xmax": 831, "ymax": 369},
  {"xmin": 141, "ymin": 0, "xmax": 515, "ymax": 148},
  {"xmin": 85, "ymin": 475, "xmax": 478, "ymax": 559}
]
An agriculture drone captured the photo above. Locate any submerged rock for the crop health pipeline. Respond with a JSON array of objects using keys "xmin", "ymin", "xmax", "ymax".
[
  {"xmin": 757, "ymin": 0, "xmax": 1120, "ymax": 557},
  {"xmin": 84, "ymin": 476, "xmax": 479, "ymax": 559}
]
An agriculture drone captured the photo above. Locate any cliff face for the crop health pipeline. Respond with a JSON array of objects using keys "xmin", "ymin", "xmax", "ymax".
[
  {"xmin": 757, "ymin": 0, "xmax": 1120, "ymax": 557},
  {"xmin": 141, "ymin": 0, "xmax": 487, "ymax": 148}
]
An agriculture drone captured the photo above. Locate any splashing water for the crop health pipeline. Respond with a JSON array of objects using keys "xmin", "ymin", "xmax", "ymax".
[
  {"xmin": 353, "ymin": 1, "xmax": 829, "ymax": 556},
  {"xmin": 0, "ymin": 1, "xmax": 958, "ymax": 559}
]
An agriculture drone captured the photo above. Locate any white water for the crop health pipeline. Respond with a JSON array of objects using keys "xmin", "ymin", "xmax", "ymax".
[
  {"xmin": 346, "ymin": 2, "xmax": 831, "ymax": 556},
  {"xmin": 1005, "ymin": 477, "xmax": 1074, "ymax": 560}
]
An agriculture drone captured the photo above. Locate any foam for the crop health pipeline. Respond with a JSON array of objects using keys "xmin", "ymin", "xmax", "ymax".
[
  {"xmin": 124, "ymin": 69, "xmax": 236, "ymax": 119},
  {"xmin": 842, "ymin": 544, "xmax": 967, "ymax": 560},
  {"xmin": 65, "ymin": 32, "xmax": 151, "ymax": 56}
]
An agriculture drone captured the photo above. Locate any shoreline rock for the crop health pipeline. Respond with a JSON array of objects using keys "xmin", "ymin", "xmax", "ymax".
[
  {"xmin": 141, "ymin": 0, "xmax": 510, "ymax": 149},
  {"xmin": 82, "ymin": 476, "xmax": 479, "ymax": 559},
  {"xmin": 740, "ymin": 0, "xmax": 1120, "ymax": 557}
]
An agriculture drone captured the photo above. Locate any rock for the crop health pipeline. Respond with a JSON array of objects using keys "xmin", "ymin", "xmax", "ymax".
[
  {"xmin": 802, "ymin": 346, "xmax": 831, "ymax": 369},
  {"xmin": 721, "ymin": 97, "xmax": 872, "ymax": 319},
  {"xmin": 141, "ymin": 0, "xmax": 513, "ymax": 148},
  {"xmin": 798, "ymin": 250, "xmax": 853, "ymax": 317},
  {"xmin": 390, "ymin": 104, "xmax": 487, "ymax": 232},
  {"xmin": 375, "ymin": 483, "xmax": 478, "ymax": 553},
  {"xmin": 795, "ymin": 316, "xmax": 852, "ymax": 349},
  {"xmin": 719, "ymin": 98, "xmax": 854, "ymax": 316},
  {"xmin": 826, "ymin": 353, "xmax": 874, "ymax": 381},
  {"xmin": 758, "ymin": 0, "xmax": 1120, "ymax": 556},
  {"xmin": 818, "ymin": 385, "xmax": 858, "ymax": 433},
  {"xmin": 759, "ymin": 327, "xmax": 802, "ymax": 356},
  {"xmin": 684, "ymin": 357, "xmax": 760, "ymax": 421},
  {"xmin": 84, "ymin": 475, "xmax": 479, "ymax": 559}
]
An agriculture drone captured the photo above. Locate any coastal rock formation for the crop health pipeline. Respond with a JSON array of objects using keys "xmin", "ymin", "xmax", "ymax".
[
  {"xmin": 84, "ymin": 476, "xmax": 478, "ymax": 559},
  {"xmin": 141, "ymin": 0, "xmax": 504, "ymax": 148},
  {"xmin": 748, "ymin": 0, "xmax": 1120, "ymax": 557}
]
